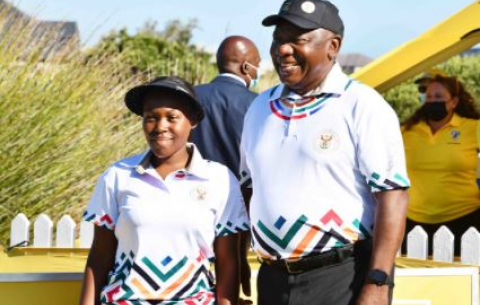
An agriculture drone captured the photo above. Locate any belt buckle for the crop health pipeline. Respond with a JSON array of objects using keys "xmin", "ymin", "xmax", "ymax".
[{"xmin": 284, "ymin": 258, "xmax": 302, "ymax": 274}]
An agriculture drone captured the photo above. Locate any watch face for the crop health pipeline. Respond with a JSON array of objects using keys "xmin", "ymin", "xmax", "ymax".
[{"xmin": 367, "ymin": 269, "xmax": 390, "ymax": 286}]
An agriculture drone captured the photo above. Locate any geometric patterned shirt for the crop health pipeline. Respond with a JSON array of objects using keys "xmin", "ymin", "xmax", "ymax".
[
  {"xmin": 240, "ymin": 63, "xmax": 409, "ymax": 260},
  {"xmin": 83, "ymin": 144, "xmax": 249, "ymax": 304}
]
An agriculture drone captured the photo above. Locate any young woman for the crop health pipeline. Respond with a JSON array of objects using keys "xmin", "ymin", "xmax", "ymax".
[
  {"xmin": 402, "ymin": 75, "xmax": 480, "ymax": 255},
  {"xmin": 79, "ymin": 76, "xmax": 249, "ymax": 305}
]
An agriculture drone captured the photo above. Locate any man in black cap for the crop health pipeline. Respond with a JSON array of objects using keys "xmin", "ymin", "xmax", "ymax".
[{"xmin": 239, "ymin": 1, "xmax": 410, "ymax": 304}]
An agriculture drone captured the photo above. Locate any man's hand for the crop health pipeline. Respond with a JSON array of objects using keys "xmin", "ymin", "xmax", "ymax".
[
  {"xmin": 357, "ymin": 189, "xmax": 407, "ymax": 305},
  {"xmin": 356, "ymin": 284, "xmax": 389, "ymax": 305}
]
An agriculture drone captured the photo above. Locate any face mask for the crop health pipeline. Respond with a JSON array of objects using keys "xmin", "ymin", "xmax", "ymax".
[
  {"xmin": 419, "ymin": 92, "xmax": 426, "ymax": 104},
  {"xmin": 245, "ymin": 62, "xmax": 261, "ymax": 89},
  {"xmin": 424, "ymin": 101, "xmax": 448, "ymax": 121},
  {"xmin": 418, "ymin": 84, "xmax": 427, "ymax": 104}
]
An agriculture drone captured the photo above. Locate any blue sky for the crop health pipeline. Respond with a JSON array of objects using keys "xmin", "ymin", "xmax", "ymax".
[{"xmin": 11, "ymin": 0, "xmax": 476, "ymax": 68}]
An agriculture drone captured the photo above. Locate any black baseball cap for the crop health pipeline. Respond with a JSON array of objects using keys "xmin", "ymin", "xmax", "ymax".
[
  {"xmin": 125, "ymin": 76, "xmax": 204, "ymax": 120},
  {"xmin": 262, "ymin": 0, "xmax": 344, "ymax": 36}
]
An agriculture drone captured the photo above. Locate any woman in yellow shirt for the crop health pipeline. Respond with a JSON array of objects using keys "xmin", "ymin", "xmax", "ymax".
[{"xmin": 402, "ymin": 75, "xmax": 480, "ymax": 255}]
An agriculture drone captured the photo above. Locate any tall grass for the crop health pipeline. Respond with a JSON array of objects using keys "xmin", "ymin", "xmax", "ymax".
[
  {"xmin": 0, "ymin": 8, "xmax": 147, "ymax": 245},
  {"xmin": 0, "ymin": 3, "xmax": 286, "ymax": 245}
]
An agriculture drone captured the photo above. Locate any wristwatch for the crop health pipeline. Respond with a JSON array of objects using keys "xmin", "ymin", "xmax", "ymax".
[{"xmin": 366, "ymin": 269, "xmax": 394, "ymax": 287}]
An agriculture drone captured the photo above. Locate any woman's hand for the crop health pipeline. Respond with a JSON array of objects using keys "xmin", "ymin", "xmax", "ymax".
[
  {"xmin": 79, "ymin": 226, "xmax": 117, "ymax": 305},
  {"xmin": 214, "ymin": 234, "xmax": 240, "ymax": 305}
]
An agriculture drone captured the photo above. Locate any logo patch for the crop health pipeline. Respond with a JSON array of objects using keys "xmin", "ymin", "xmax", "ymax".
[
  {"xmin": 191, "ymin": 185, "xmax": 208, "ymax": 201},
  {"xmin": 313, "ymin": 129, "xmax": 340, "ymax": 153},
  {"xmin": 451, "ymin": 130, "xmax": 460, "ymax": 140},
  {"xmin": 301, "ymin": 1, "xmax": 316, "ymax": 13}
]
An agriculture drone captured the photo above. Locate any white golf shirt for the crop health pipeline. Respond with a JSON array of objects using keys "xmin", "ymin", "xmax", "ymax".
[
  {"xmin": 240, "ymin": 63, "xmax": 409, "ymax": 260},
  {"xmin": 83, "ymin": 144, "xmax": 249, "ymax": 304}
]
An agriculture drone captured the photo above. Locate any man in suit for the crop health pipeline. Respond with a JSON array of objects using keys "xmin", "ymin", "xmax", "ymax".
[{"xmin": 190, "ymin": 36, "xmax": 261, "ymax": 177}]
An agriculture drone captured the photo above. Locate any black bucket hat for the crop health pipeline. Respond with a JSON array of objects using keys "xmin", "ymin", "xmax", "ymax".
[
  {"xmin": 262, "ymin": 0, "xmax": 344, "ymax": 37},
  {"xmin": 125, "ymin": 76, "xmax": 204, "ymax": 121}
]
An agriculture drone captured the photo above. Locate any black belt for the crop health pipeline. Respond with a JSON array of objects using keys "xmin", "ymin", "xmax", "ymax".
[{"xmin": 260, "ymin": 243, "xmax": 355, "ymax": 274}]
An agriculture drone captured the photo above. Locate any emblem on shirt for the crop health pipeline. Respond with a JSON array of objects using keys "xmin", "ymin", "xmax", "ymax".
[
  {"xmin": 301, "ymin": 1, "xmax": 316, "ymax": 13},
  {"xmin": 451, "ymin": 130, "xmax": 461, "ymax": 141},
  {"xmin": 313, "ymin": 129, "xmax": 340, "ymax": 153},
  {"xmin": 191, "ymin": 185, "xmax": 208, "ymax": 201}
]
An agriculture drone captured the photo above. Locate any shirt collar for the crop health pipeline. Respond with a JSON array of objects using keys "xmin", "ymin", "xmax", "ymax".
[
  {"xmin": 218, "ymin": 73, "xmax": 247, "ymax": 87},
  {"xmin": 449, "ymin": 113, "xmax": 461, "ymax": 127},
  {"xmin": 185, "ymin": 143, "xmax": 210, "ymax": 179},
  {"xmin": 132, "ymin": 143, "xmax": 210, "ymax": 180},
  {"xmin": 276, "ymin": 63, "xmax": 351, "ymax": 99}
]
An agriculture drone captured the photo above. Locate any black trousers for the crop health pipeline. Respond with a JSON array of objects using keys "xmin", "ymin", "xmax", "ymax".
[
  {"xmin": 402, "ymin": 208, "xmax": 480, "ymax": 256},
  {"xmin": 257, "ymin": 240, "xmax": 393, "ymax": 305}
]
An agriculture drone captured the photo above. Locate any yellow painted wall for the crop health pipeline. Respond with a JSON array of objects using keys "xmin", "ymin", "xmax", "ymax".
[{"xmin": 0, "ymin": 281, "xmax": 82, "ymax": 305}]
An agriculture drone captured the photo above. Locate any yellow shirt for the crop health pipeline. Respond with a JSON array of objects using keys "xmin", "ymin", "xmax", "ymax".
[{"xmin": 402, "ymin": 114, "xmax": 480, "ymax": 223}]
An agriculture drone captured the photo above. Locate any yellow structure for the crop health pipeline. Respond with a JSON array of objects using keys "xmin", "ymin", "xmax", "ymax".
[
  {"xmin": 352, "ymin": 1, "xmax": 480, "ymax": 93},
  {"xmin": 2, "ymin": 247, "xmax": 479, "ymax": 305},
  {"xmin": 0, "ymin": 247, "xmax": 87, "ymax": 305},
  {"xmin": 393, "ymin": 266, "xmax": 478, "ymax": 305}
]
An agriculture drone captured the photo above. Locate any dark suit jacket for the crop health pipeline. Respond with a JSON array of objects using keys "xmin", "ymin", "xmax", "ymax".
[{"xmin": 190, "ymin": 75, "xmax": 258, "ymax": 177}]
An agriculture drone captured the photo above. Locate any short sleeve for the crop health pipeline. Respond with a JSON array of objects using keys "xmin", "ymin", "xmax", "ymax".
[
  {"xmin": 355, "ymin": 90, "xmax": 410, "ymax": 192},
  {"xmin": 215, "ymin": 170, "xmax": 250, "ymax": 237},
  {"xmin": 239, "ymin": 103, "xmax": 254, "ymax": 189},
  {"xmin": 239, "ymin": 137, "xmax": 252, "ymax": 189},
  {"xmin": 82, "ymin": 168, "xmax": 118, "ymax": 230}
]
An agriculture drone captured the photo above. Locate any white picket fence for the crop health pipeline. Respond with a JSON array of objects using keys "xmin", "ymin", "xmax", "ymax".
[
  {"xmin": 9, "ymin": 213, "xmax": 93, "ymax": 249},
  {"xmin": 406, "ymin": 225, "xmax": 480, "ymax": 265},
  {"xmin": 7, "ymin": 213, "xmax": 480, "ymax": 265}
]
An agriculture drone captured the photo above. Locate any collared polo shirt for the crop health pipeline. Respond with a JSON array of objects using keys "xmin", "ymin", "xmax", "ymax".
[
  {"xmin": 83, "ymin": 144, "xmax": 249, "ymax": 305},
  {"xmin": 240, "ymin": 63, "xmax": 409, "ymax": 260},
  {"xmin": 403, "ymin": 114, "xmax": 480, "ymax": 223}
]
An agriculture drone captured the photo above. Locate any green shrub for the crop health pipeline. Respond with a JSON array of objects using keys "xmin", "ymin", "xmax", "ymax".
[
  {"xmin": 88, "ymin": 20, "xmax": 217, "ymax": 85},
  {"xmin": 382, "ymin": 54, "xmax": 480, "ymax": 123}
]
